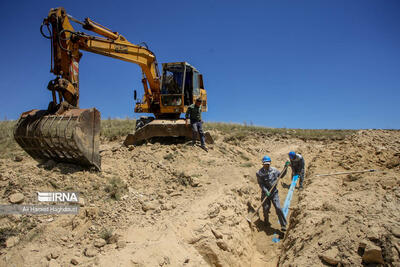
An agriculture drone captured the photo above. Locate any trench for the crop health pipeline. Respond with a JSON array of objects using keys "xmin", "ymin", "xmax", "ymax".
[
  {"xmin": 247, "ymin": 177, "xmax": 301, "ymax": 266},
  {"xmin": 185, "ymin": 167, "xmax": 305, "ymax": 267},
  {"xmin": 224, "ymin": 148, "xmax": 320, "ymax": 267},
  {"xmin": 182, "ymin": 143, "xmax": 321, "ymax": 267}
]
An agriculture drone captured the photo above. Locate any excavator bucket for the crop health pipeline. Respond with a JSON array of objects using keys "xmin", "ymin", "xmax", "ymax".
[
  {"xmin": 14, "ymin": 108, "xmax": 101, "ymax": 170},
  {"xmin": 123, "ymin": 119, "xmax": 214, "ymax": 146}
]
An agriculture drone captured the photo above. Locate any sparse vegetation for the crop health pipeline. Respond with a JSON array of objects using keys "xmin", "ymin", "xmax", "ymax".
[
  {"xmin": 204, "ymin": 122, "xmax": 357, "ymax": 141},
  {"xmin": 163, "ymin": 153, "xmax": 174, "ymax": 161},
  {"xmin": 219, "ymin": 146, "xmax": 229, "ymax": 155},
  {"xmin": 92, "ymin": 183, "xmax": 100, "ymax": 190},
  {"xmin": 207, "ymin": 159, "xmax": 216, "ymax": 165},
  {"xmin": 0, "ymin": 121, "xmax": 19, "ymax": 158},
  {"xmin": 25, "ymin": 225, "xmax": 45, "ymax": 242},
  {"xmin": 0, "ymin": 215, "xmax": 43, "ymax": 247},
  {"xmin": 104, "ymin": 177, "xmax": 127, "ymax": 200},
  {"xmin": 0, "ymin": 227, "xmax": 18, "ymax": 248},
  {"xmin": 99, "ymin": 228, "xmax": 114, "ymax": 243},
  {"xmin": 238, "ymin": 151, "xmax": 250, "ymax": 161},
  {"xmin": 0, "ymin": 120, "xmax": 357, "ymax": 156},
  {"xmin": 100, "ymin": 118, "xmax": 136, "ymax": 140},
  {"xmin": 223, "ymin": 132, "xmax": 248, "ymax": 143},
  {"xmin": 240, "ymin": 162, "xmax": 253, "ymax": 168},
  {"xmin": 175, "ymin": 171, "xmax": 193, "ymax": 186},
  {"xmin": 49, "ymin": 180, "xmax": 59, "ymax": 189}
]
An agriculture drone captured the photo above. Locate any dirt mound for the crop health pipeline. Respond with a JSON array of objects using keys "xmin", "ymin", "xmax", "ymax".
[
  {"xmin": 279, "ymin": 130, "xmax": 400, "ymax": 266},
  {"xmin": 0, "ymin": 127, "xmax": 399, "ymax": 266}
]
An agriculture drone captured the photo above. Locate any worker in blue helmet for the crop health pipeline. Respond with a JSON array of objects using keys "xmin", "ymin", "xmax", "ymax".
[
  {"xmin": 288, "ymin": 151, "xmax": 305, "ymax": 190},
  {"xmin": 256, "ymin": 155, "xmax": 287, "ymax": 231}
]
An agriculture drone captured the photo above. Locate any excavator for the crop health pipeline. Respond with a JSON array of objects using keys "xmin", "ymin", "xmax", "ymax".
[{"xmin": 13, "ymin": 7, "xmax": 213, "ymax": 170}]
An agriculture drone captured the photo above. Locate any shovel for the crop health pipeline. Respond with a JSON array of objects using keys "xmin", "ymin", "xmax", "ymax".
[{"xmin": 246, "ymin": 164, "xmax": 288, "ymax": 226}]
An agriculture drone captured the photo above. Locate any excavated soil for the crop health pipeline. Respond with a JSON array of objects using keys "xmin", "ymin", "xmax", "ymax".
[{"xmin": 0, "ymin": 129, "xmax": 399, "ymax": 266}]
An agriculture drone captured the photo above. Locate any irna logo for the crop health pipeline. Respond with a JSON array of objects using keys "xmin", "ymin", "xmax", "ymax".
[{"xmin": 37, "ymin": 192, "xmax": 79, "ymax": 203}]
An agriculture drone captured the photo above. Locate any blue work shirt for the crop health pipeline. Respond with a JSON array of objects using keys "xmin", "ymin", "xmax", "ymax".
[
  {"xmin": 256, "ymin": 166, "xmax": 281, "ymax": 195},
  {"xmin": 290, "ymin": 154, "xmax": 305, "ymax": 172}
]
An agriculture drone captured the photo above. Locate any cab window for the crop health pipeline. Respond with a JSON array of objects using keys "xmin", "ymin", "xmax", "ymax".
[{"xmin": 193, "ymin": 72, "xmax": 200, "ymax": 96}]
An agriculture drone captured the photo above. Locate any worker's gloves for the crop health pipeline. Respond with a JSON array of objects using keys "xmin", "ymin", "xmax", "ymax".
[
  {"xmin": 263, "ymin": 188, "xmax": 270, "ymax": 197},
  {"xmin": 285, "ymin": 161, "xmax": 291, "ymax": 167}
]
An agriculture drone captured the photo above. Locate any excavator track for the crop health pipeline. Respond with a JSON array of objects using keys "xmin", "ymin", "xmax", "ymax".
[
  {"xmin": 123, "ymin": 118, "xmax": 214, "ymax": 146},
  {"xmin": 14, "ymin": 108, "xmax": 101, "ymax": 170}
]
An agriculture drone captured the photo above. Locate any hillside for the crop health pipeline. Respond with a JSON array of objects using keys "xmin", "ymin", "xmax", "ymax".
[{"xmin": 0, "ymin": 120, "xmax": 399, "ymax": 266}]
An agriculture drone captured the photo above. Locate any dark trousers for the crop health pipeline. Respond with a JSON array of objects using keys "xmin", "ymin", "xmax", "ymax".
[
  {"xmin": 261, "ymin": 190, "xmax": 287, "ymax": 227},
  {"xmin": 191, "ymin": 121, "xmax": 205, "ymax": 146},
  {"xmin": 293, "ymin": 168, "xmax": 305, "ymax": 187}
]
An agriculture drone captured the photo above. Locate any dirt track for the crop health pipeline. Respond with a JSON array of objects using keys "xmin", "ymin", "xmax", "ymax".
[{"xmin": 0, "ymin": 129, "xmax": 399, "ymax": 266}]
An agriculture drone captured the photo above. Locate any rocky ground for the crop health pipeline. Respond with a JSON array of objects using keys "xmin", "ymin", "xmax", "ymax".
[{"xmin": 0, "ymin": 126, "xmax": 399, "ymax": 266}]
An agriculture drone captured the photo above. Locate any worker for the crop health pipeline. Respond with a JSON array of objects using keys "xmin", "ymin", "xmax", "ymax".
[
  {"xmin": 288, "ymin": 151, "xmax": 305, "ymax": 190},
  {"xmin": 256, "ymin": 156, "xmax": 287, "ymax": 231},
  {"xmin": 171, "ymin": 96, "xmax": 182, "ymax": 106},
  {"xmin": 185, "ymin": 98, "xmax": 208, "ymax": 151}
]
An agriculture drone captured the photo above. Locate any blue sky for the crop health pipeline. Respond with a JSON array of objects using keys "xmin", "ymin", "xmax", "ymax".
[{"xmin": 0, "ymin": 0, "xmax": 399, "ymax": 129}]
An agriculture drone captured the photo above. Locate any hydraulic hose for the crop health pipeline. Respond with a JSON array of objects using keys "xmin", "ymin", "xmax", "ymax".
[
  {"xmin": 57, "ymin": 29, "xmax": 85, "ymax": 52},
  {"xmin": 40, "ymin": 23, "xmax": 52, "ymax": 39}
]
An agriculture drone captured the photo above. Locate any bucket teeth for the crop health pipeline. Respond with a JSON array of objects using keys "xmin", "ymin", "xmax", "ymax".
[{"xmin": 14, "ymin": 108, "xmax": 101, "ymax": 170}]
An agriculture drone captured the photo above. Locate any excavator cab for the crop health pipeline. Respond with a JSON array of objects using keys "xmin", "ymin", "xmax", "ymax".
[
  {"xmin": 159, "ymin": 62, "xmax": 207, "ymax": 115},
  {"xmin": 123, "ymin": 62, "xmax": 212, "ymax": 145}
]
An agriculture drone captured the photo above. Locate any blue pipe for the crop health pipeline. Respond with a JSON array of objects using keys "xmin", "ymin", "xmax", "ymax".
[
  {"xmin": 272, "ymin": 175, "xmax": 299, "ymax": 243},
  {"xmin": 282, "ymin": 175, "xmax": 299, "ymax": 217}
]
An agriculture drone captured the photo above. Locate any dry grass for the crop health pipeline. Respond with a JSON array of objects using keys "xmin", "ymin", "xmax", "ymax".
[
  {"xmin": 99, "ymin": 228, "xmax": 114, "ymax": 243},
  {"xmin": 105, "ymin": 177, "xmax": 127, "ymax": 201},
  {"xmin": 0, "ymin": 121, "xmax": 19, "ymax": 158},
  {"xmin": 99, "ymin": 120, "xmax": 357, "ymax": 141},
  {"xmin": 0, "ymin": 119, "xmax": 356, "ymax": 158},
  {"xmin": 100, "ymin": 118, "xmax": 136, "ymax": 140},
  {"xmin": 240, "ymin": 162, "xmax": 253, "ymax": 168},
  {"xmin": 174, "ymin": 171, "xmax": 193, "ymax": 186},
  {"xmin": 0, "ymin": 226, "xmax": 18, "ymax": 248},
  {"xmin": 204, "ymin": 122, "xmax": 356, "ymax": 141}
]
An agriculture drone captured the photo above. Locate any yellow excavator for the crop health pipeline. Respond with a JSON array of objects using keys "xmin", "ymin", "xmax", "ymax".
[{"xmin": 14, "ymin": 7, "xmax": 213, "ymax": 170}]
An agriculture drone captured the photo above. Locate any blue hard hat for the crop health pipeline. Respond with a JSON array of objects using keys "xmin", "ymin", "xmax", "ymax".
[
  {"xmin": 262, "ymin": 155, "xmax": 271, "ymax": 164},
  {"xmin": 289, "ymin": 151, "xmax": 296, "ymax": 159}
]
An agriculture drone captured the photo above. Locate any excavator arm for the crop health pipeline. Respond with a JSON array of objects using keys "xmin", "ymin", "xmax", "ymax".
[
  {"xmin": 43, "ymin": 7, "xmax": 160, "ymax": 113},
  {"xmin": 77, "ymin": 33, "xmax": 160, "ymax": 113}
]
